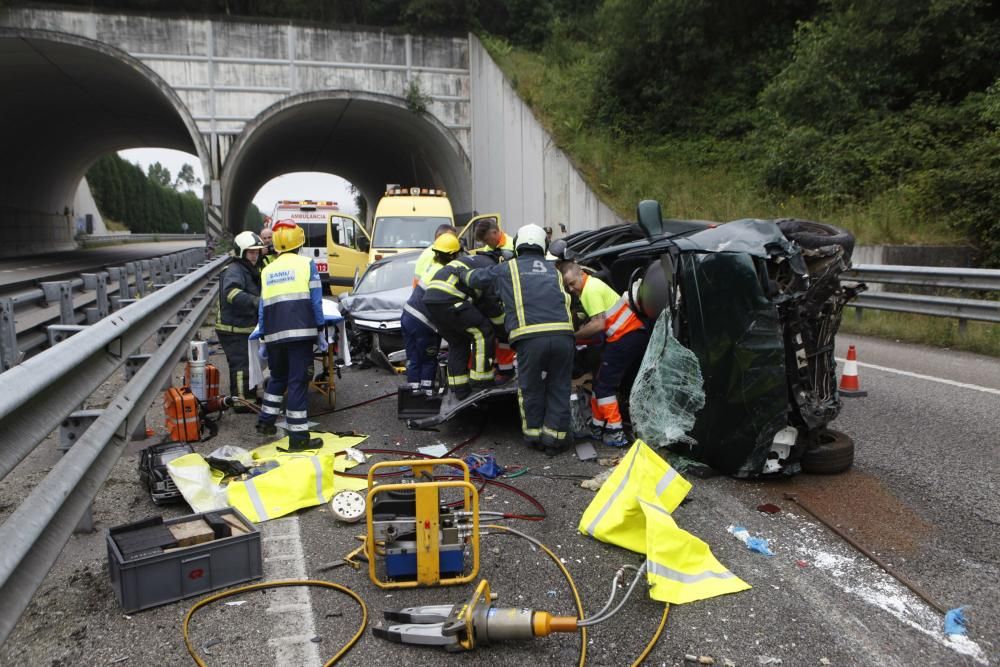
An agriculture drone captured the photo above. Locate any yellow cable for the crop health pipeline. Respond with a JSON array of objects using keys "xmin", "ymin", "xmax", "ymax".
[
  {"xmin": 182, "ymin": 579, "xmax": 368, "ymax": 667},
  {"xmin": 629, "ymin": 603, "xmax": 669, "ymax": 666},
  {"xmin": 484, "ymin": 524, "xmax": 587, "ymax": 667}
]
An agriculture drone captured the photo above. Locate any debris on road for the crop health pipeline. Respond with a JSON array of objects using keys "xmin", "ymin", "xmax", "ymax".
[
  {"xmin": 757, "ymin": 656, "xmax": 782, "ymax": 665},
  {"xmin": 580, "ymin": 468, "xmax": 613, "ymax": 490},
  {"xmin": 757, "ymin": 503, "xmax": 781, "ymax": 514},
  {"xmin": 727, "ymin": 525, "xmax": 774, "ymax": 556},
  {"xmin": 684, "ymin": 654, "xmax": 715, "ymax": 664},
  {"xmin": 944, "ymin": 607, "xmax": 967, "ymax": 636}
]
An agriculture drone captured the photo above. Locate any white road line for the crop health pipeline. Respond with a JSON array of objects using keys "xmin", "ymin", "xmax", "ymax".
[
  {"xmin": 837, "ymin": 358, "xmax": 1000, "ymax": 396},
  {"xmin": 261, "ymin": 516, "xmax": 319, "ymax": 667}
]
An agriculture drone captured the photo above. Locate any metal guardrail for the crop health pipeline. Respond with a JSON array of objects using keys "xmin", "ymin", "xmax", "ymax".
[
  {"xmin": 79, "ymin": 233, "xmax": 206, "ymax": 246},
  {"xmin": 0, "ymin": 248, "xmax": 206, "ymax": 371},
  {"xmin": 0, "ymin": 254, "xmax": 228, "ymax": 644},
  {"xmin": 845, "ymin": 264, "xmax": 1000, "ymax": 325}
]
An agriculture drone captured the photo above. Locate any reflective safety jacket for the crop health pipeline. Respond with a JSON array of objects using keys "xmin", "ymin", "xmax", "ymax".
[
  {"xmin": 579, "ymin": 274, "xmax": 644, "ymax": 343},
  {"xmin": 258, "ymin": 252, "xmax": 325, "ymax": 344},
  {"xmin": 422, "ymin": 254, "xmax": 495, "ymax": 306},
  {"xmin": 465, "ymin": 252, "xmax": 573, "ymax": 343},
  {"xmin": 579, "ymin": 440, "xmax": 750, "ymax": 604},
  {"xmin": 413, "ymin": 246, "xmax": 436, "ymax": 289},
  {"xmin": 216, "ymin": 259, "xmax": 261, "ymax": 334},
  {"xmin": 227, "ymin": 453, "xmax": 335, "ymax": 522}
]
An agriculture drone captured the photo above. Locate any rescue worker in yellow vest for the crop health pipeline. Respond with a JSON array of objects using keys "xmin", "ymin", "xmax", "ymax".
[
  {"xmin": 561, "ymin": 262, "xmax": 650, "ymax": 447},
  {"xmin": 402, "ymin": 224, "xmax": 457, "ymax": 395},
  {"xmin": 465, "ymin": 224, "xmax": 575, "ymax": 455},
  {"xmin": 413, "ymin": 223, "xmax": 458, "ymax": 289},
  {"xmin": 255, "ymin": 221, "xmax": 325, "ymax": 451},
  {"xmin": 422, "ymin": 233, "xmax": 496, "ymax": 401},
  {"xmin": 258, "ymin": 225, "xmax": 278, "ymax": 267},
  {"xmin": 474, "ymin": 217, "xmax": 516, "ymax": 381},
  {"xmin": 215, "ymin": 231, "xmax": 264, "ymax": 411}
]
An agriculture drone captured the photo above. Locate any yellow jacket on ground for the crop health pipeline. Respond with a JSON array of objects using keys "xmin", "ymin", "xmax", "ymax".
[{"xmin": 579, "ymin": 440, "xmax": 750, "ymax": 604}]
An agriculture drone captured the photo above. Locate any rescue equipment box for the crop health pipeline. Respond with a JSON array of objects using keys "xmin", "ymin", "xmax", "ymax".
[
  {"xmin": 106, "ymin": 508, "xmax": 262, "ymax": 613},
  {"xmin": 164, "ymin": 386, "xmax": 200, "ymax": 442}
]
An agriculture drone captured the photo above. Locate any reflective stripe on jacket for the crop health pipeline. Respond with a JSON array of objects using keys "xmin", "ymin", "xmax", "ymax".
[
  {"xmin": 603, "ymin": 294, "xmax": 644, "ymax": 343},
  {"xmin": 227, "ymin": 453, "xmax": 335, "ymax": 523},
  {"xmin": 466, "ymin": 255, "xmax": 573, "ymax": 343},
  {"xmin": 404, "ymin": 284, "xmax": 439, "ymax": 333},
  {"xmin": 258, "ymin": 252, "xmax": 324, "ymax": 344},
  {"xmin": 578, "ymin": 273, "xmax": 619, "ymax": 318},
  {"xmin": 423, "ymin": 255, "xmax": 494, "ymax": 306},
  {"xmin": 579, "ymin": 440, "xmax": 750, "ymax": 604},
  {"xmin": 216, "ymin": 259, "xmax": 261, "ymax": 334}
]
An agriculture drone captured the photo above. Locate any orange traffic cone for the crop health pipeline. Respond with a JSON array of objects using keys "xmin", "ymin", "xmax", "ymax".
[{"xmin": 839, "ymin": 345, "xmax": 868, "ymax": 397}]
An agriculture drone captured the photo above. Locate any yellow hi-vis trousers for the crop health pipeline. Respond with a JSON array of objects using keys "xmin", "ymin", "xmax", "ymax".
[{"xmin": 579, "ymin": 440, "xmax": 750, "ymax": 604}]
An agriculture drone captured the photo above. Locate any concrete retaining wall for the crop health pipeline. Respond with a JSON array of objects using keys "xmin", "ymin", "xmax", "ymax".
[{"xmin": 469, "ymin": 36, "xmax": 622, "ymax": 238}]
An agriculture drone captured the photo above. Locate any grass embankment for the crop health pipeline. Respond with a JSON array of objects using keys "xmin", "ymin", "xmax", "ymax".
[{"xmin": 485, "ymin": 39, "xmax": 997, "ymax": 356}]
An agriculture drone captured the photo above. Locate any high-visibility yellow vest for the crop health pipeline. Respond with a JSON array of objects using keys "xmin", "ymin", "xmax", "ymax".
[
  {"xmin": 227, "ymin": 453, "xmax": 335, "ymax": 523},
  {"xmin": 579, "ymin": 440, "xmax": 750, "ymax": 604},
  {"xmin": 260, "ymin": 252, "xmax": 321, "ymax": 344}
]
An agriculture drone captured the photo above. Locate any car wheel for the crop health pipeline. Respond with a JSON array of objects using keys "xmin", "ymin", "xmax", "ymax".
[
  {"xmin": 801, "ymin": 428, "xmax": 854, "ymax": 474},
  {"xmin": 776, "ymin": 219, "xmax": 855, "ymax": 260}
]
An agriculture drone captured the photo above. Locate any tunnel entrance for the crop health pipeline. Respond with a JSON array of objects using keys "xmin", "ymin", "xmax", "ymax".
[
  {"xmin": 222, "ymin": 91, "xmax": 471, "ymax": 235},
  {"xmin": 0, "ymin": 29, "xmax": 207, "ymax": 257}
]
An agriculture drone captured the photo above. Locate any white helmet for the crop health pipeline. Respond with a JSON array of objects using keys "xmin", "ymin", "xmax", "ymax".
[
  {"xmin": 234, "ymin": 231, "xmax": 265, "ymax": 259},
  {"xmin": 514, "ymin": 224, "xmax": 547, "ymax": 254}
]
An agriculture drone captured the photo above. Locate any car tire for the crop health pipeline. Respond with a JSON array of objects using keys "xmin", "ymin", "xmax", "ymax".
[
  {"xmin": 776, "ymin": 219, "xmax": 855, "ymax": 260},
  {"xmin": 801, "ymin": 428, "xmax": 854, "ymax": 474}
]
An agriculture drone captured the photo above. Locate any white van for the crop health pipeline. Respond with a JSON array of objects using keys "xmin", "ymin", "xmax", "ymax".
[{"xmin": 270, "ymin": 199, "xmax": 340, "ymax": 274}]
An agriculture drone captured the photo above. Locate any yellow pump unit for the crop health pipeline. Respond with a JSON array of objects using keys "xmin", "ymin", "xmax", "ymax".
[{"xmin": 365, "ymin": 458, "xmax": 479, "ymax": 589}]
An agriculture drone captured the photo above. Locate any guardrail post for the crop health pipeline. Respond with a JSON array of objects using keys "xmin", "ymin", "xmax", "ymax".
[
  {"xmin": 57, "ymin": 409, "xmax": 103, "ymax": 533},
  {"xmin": 958, "ymin": 318, "xmax": 967, "ymax": 336},
  {"xmin": 137, "ymin": 261, "xmax": 150, "ymax": 296},
  {"xmin": 82, "ymin": 272, "xmax": 109, "ymax": 323},
  {"xmin": 41, "ymin": 281, "xmax": 75, "ymax": 324},
  {"xmin": 0, "ymin": 298, "xmax": 19, "ymax": 371},
  {"xmin": 47, "ymin": 324, "xmax": 87, "ymax": 346}
]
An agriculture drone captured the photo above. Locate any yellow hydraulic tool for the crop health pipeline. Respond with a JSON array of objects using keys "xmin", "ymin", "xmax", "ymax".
[
  {"xmin": 365, "ymin": 458, "xmax": 479, "ymax": 588},
  {"xmin": 372, "ymin": 579, "xmax": 579, "ymax": 650}
]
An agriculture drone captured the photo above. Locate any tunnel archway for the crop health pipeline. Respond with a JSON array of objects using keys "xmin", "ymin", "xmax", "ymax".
[
  {"xmin": 0, "ymin": 28, "xmax": 209, "ymax": 256},
  {"xmin": 222, "ymin": 91, "xmax": 472, "ymax": 234}
]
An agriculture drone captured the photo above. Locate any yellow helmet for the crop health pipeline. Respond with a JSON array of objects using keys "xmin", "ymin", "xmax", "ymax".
[
  {"xmin": 272, "ymin": 220, "xmax": 305, "ymax": 253},
  {"xmin": 431, "ymin": 233, "xmax": 461, "ymax": 254}
]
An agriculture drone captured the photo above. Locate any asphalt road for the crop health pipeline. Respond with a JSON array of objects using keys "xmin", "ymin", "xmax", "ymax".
[
  {"xmin": 0, "ymin": 241, "xmax": 206, "ymax": 290},
  {"xmin": 0, "ymin": 330, "xmax": 997, "ymax": 666}
]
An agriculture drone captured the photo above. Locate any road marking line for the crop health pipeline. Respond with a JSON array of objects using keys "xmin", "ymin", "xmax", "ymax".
[
  {"xmin": 262, "ymin": 516, "xmax": 319, "ymax": 667},
  {"xmin": 837, "ymin": 358, "xmax": 1000, "ymax": 396}
]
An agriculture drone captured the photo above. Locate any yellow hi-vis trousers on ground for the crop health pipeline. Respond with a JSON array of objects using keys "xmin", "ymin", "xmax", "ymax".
[{"xmin": 579, "ymin": 440, "xmax": 750, "ymax": 604}]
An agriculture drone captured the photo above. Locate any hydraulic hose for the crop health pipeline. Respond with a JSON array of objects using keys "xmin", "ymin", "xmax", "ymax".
[
  {"xmin": 483, "ymin": 525, "xmax": 587, "ymax": 667},
  {"xmin": 182, "ymin": 579, "xmax": 367, "ymax": 667}
]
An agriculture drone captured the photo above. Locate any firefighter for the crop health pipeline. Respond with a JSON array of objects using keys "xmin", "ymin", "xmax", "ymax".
[
  {"xmin": 561, "ymin": 262, "xmax": 650, "ymax": 447},
  {"xmin": 255, "ymin": 221, "xmax": 325, "ymax": 451},
  {"xmin": 473, "ymin": 217, "xmax": 516, "ymax": 379},
  {"xmin": 402, "ymin": 224, "xmax": 457, "ymax": 395},
  {"xmin": 422, "ymin": 233, "xmax": 496, "ymax": 400},
  {"xmin": 215, "ymin": 231, "xmax": 264, "ymax": 411},
  {"xmin": 464, "ymin": 224, "xmax": 575, "ymax": 455}
]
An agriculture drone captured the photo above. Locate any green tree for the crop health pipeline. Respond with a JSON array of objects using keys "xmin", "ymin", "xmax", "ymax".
[
  {"xmin": 147, "ymin": 161, "xmax": 172, "ymax": 187},
  {"xmin": 173, "ymin": 163, "xmax": 201, "ymax": 190}
]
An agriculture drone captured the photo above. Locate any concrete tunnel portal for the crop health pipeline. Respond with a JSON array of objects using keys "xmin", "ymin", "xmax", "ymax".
[
  {"xmin": 0, "ymin": 29, "xmax": 474, "ymax": 255},
  {"xmin": 223, "ymin": 91, "xmax": 472, "ymax": 234},
  {"xmin": 0, "ymin": 29, "xmax": 208, "ymax": 257}
]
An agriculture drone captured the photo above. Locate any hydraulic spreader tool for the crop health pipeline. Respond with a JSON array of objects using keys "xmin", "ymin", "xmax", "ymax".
[{"xmin": 373, "ymin": 579, "xmax": 578, "ymax": 651}]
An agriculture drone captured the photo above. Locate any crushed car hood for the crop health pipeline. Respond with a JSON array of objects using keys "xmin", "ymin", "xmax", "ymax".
[{"xmin": 339, "ymin": 286, "xmax": 409, "ymax": 319}]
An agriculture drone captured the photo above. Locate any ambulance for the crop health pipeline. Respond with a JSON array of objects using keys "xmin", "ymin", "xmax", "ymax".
[
  {"xmin": 368, "ymin": 187, "xmax": 501, "ymax": 263},
  {"xmin": 270, "ymin": 200, "xmax": 373, "ymax": 295}
]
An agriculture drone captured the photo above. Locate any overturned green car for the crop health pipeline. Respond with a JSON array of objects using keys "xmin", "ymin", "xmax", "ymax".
[{"xmin": 562, "ymin": 201, "xmax": 863, "ymax": 477}]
